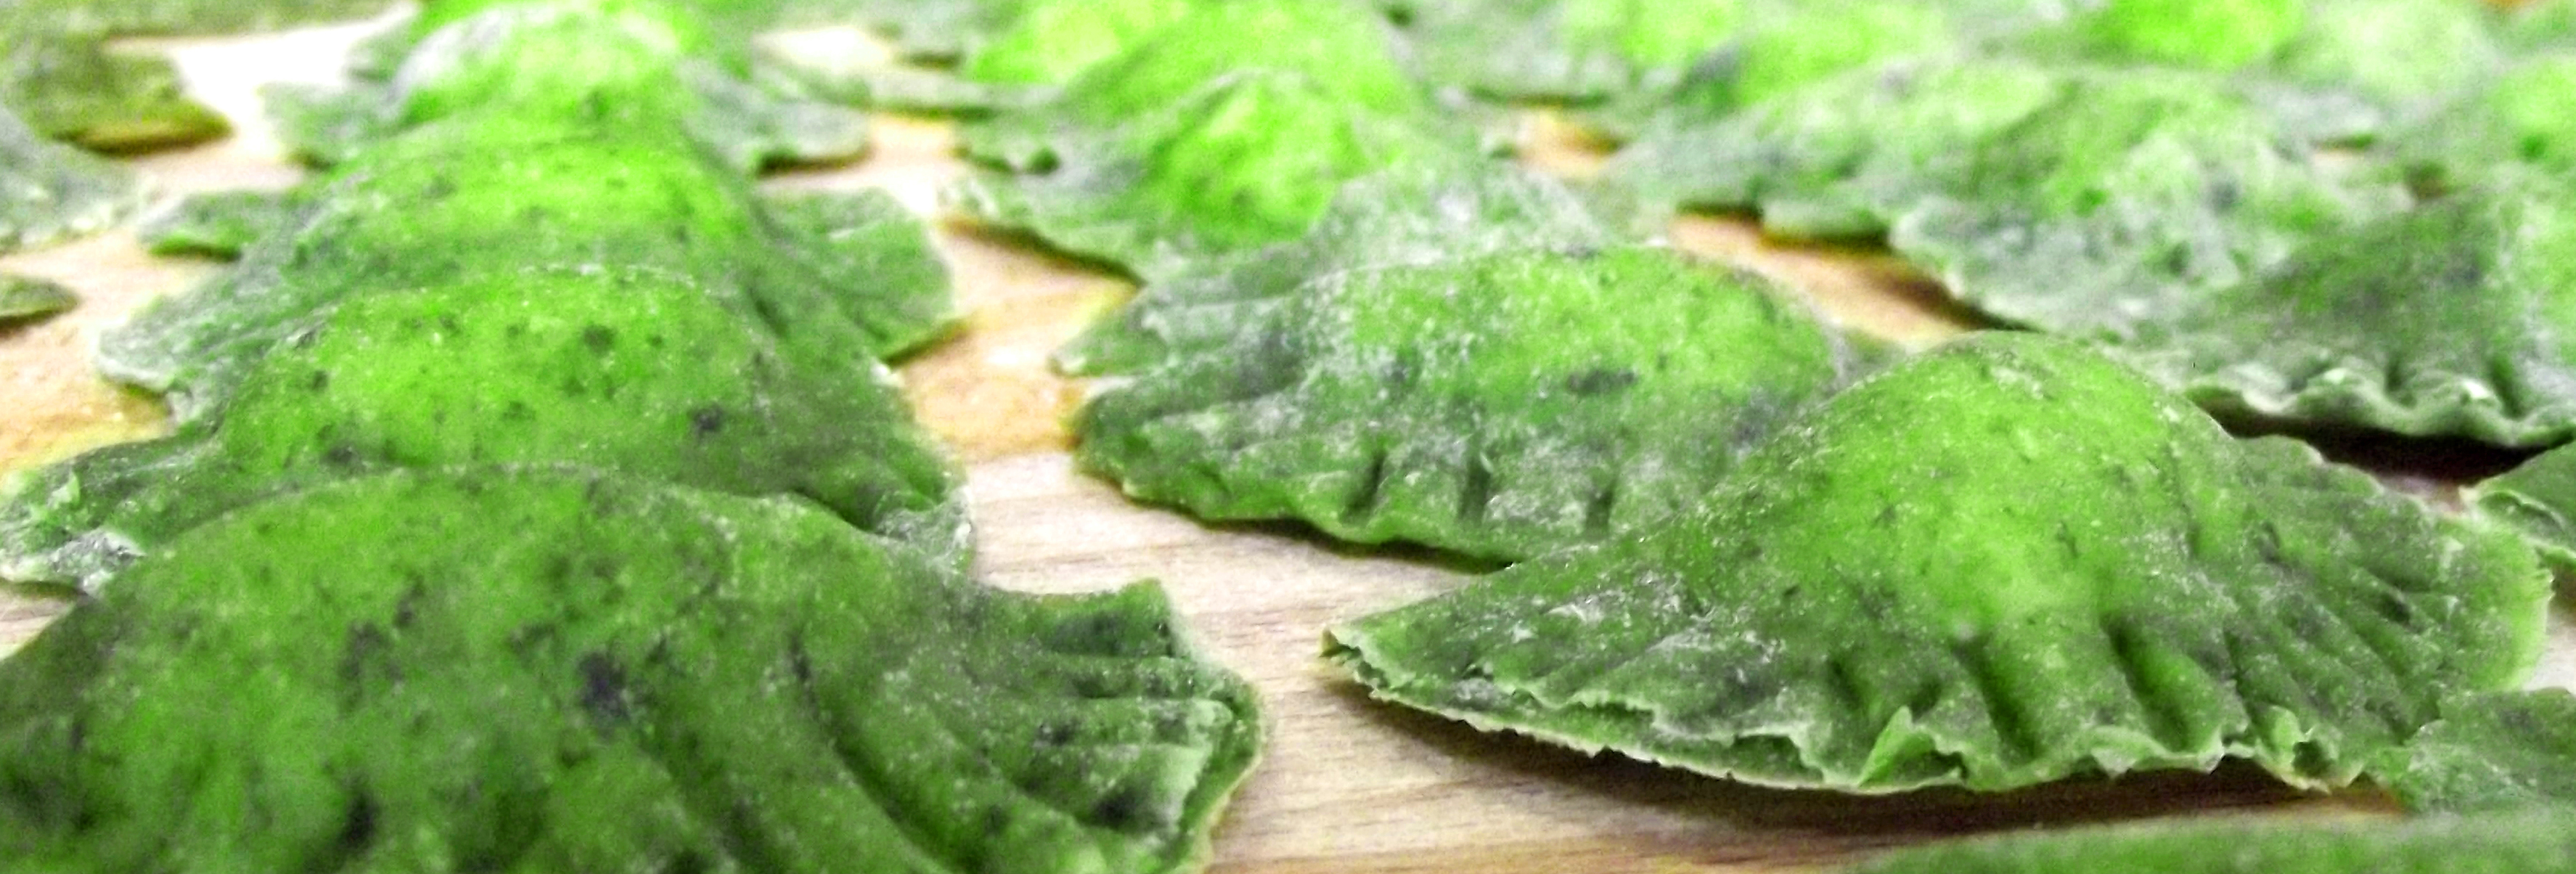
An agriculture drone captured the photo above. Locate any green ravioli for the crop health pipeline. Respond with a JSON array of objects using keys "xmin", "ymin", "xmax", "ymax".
[
  {"xmin": 1687, "ymin": 0, "xmax": 1960, "ymax": 113},
  {"xmin": 952, "ymin": 0, "xmax": 1469, "ymax": 277},
  {"xmin": 99, "ymin": 121, "xmax": 953, "ymax": 418},
  {"xmin": 1610, "ymin": 55, "xmax": 2063, "ymax": 240},
  {"xmin": 0, "ymin": 24, "xmax": 226, "ymax": 151},
  {"xmin": 0, "ymin": 0, "xmax": 393, "ymax": 152},
  {"xmin": 2114, "ymin": 175, "xmax": 2576, "ymax": 447},
  {"xmin": 1587, "ymin": 0, "xmax": 2047, "ymax": 139},
  {"xmin": 2375, "ymin": 690, "xmax": 2576, "ymax": 814},
  {"xmin": 266, "ymin": 0, "xmax": 867, "ymax": 171},
  {"xmin": 2384, "ymin": 53, "xmax": 2576, "ymax": 190},
  {"xmin": 1622, "ymin": 63, "xmax": 2403, "ymax": 306},
  {"xmin": 1067, "ymin": 167, "xmax": 1888, "ymax": 562},
  {"xmin": 1886, "ymin": 69, "xmax": 2403, "ymax": 337},
  {"xmin": 1385, "ymin": 0, "xmax": 1751, "ymax": 102},
  {"xmin": 2467, "ymin": 441, "xmax": 2576, "ymax": 571},
  {"xmin": 1057, "ymin": 166, "xmax": 1624, "ymax": 375},
  {"xmin": 1841, "ymin": 808, "xmax": 2576, "ymax": 873},
  {"xmin": 0, "ymin": 466, "xmax": 1262, "ymax": 873},
  {"xmin": 133, "ymin": 189, "xmax": 297, "ymax": 258},
  {"xmin": 0, "ymin": 107, "xmax": 140, "ymax": 253},
  {"xmin": 1617, "ymin": 0, "xmax": 2485, "ymax": 234},
  {"xmin": 1328, "ymin": 334, "xmax": 2550, "ymax": 793},
  {"xmin": 0, "ymin": 275, "xmax": 75, "ymax": 323},
  {"xmin": 950, "ymin": 78, "xmax": 1460, "ymax": 277},
  {"xmin": 3, "ymin": 268, "xmax": 962, "ymax": 591},
  {"xmin": 961, "ymin": 0, "xmax": 1430, "ymax": 171},
  {"xmin": 801, "ymin": 0, "xmax": 1202, "ymax": 119}
]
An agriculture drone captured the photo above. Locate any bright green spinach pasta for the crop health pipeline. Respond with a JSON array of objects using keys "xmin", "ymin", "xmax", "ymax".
[{"xmin": 1330, "ymin": 335, "xmax": 2549, "ymax": 793}]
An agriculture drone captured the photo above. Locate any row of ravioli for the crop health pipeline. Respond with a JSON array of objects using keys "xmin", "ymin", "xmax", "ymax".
[
  {"xmin": 822, "ymin": 0, "xmax": 2576, "ymax": 452},
  {"xmin": 0, "ymin": 0, "xmax": 866, "ymax": 271},
  {"xmin": 0, "ymin": 1, "xmax": 1262, "ymax": 871},
  {"xmin": 1068, "ymin": 158, "xmax": 2576, "ymax": 871},
  {"xmin": 30, "ymin": 0, "xmax": 2574, "ymax": 454},
  {"xmin": 0, "ymin": 0, "xmax": 907, "ymax": 256},
  {"xmin": 852, "ymin": 0, "xmax": 2576, "ymax": 869}
]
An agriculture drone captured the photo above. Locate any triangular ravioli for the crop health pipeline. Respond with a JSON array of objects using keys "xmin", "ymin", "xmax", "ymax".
[
  {"xmin": 265, "ymin": 0, "xmax": 868, "ymax": 171},
  {"xmin": 1058, "ymin": 164, "xmax": 1625, "ymax": 375},
  {"xmin": 0, "ymin": 275, "xmax": 75, "ymax": 324},
  {"xmin": 2114, "ymin": 176, "xmax": 2576, "ymax": 446},
  {"xmin": 790, "ymin": 0, "xmax": 1196, "ymax": 116},
  {"xmin": 0, "ymin": 107, "xmax": 139, "ymax": 253},
  {"xmin": 952, "ymin": 0, "xmax": 1471, "ymax": 278},
  {"xmin": 1611, "ymin": 55, "xmax": 2064, "ymax": 240},
  {"xmin": 1886, "ymin": 70, "xmax": 2403, "ymax": 337},
  {"xmin": 99, "ymin": 121, "xmax": 954, "ymax": 418},
  {"xmin": 133, "ymin": 189, "xmax": 305, "ymax": 258},
  {"xmin": 1842, "ymin": 806, "xmax": 2576, "ymax": 873},
  {"xmin": 1585, "ymin": 0, "xmax": 2045, "ymax": 139},
  {"xmin": 0, "ymin": 25, "xmax": 225, "ymax": 152},
  {"xmin": 959, "ymin": 0, "xmax": 1428, "ymax": 167},
  {"xmin": 1622, "ymin": 64, "xmax": 2401, "ymax": 328},
  {"xmin": 0, "ymin": 466, "xmax": 1261, "ymax": 874},
  {"xmin": 952, "ymin": 71, "xmax": 1465, "ymax": 279},
  {"xmin": 1330, "ymin": 334, "xmax": 2549, "ymax": 793},
  {"xmin": 0, "ymin": 0, "xmax": 394, "ymax": 152},
  {"xmin": 4, "ymin": 268, "xmax": 963, "ymax": 591},
  {"xmin": 1068, "ymin": 167, "xmax": 1889, "ymax": 562}
]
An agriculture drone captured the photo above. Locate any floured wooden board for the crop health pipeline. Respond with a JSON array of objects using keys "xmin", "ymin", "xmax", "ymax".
[{"xmin": 4, "ymin": 17, "xmax": 2575, "ymax": 874}]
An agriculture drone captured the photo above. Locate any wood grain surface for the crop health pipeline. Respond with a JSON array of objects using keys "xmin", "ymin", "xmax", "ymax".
[{"xmin": 1, "ymin": 17, "xmax": 2569, "ymax": 873}]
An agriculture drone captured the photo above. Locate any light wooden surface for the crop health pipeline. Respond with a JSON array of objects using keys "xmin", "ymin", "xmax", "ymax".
[{"xmin": 2, "ymin": 18, "xmax": 2571, "ymax": 873}]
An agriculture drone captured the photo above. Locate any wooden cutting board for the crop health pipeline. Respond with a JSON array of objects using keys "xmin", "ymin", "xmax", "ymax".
[{"xmin": 3, "ymin": 17, "xmax": 2569, "ymax": 873}]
